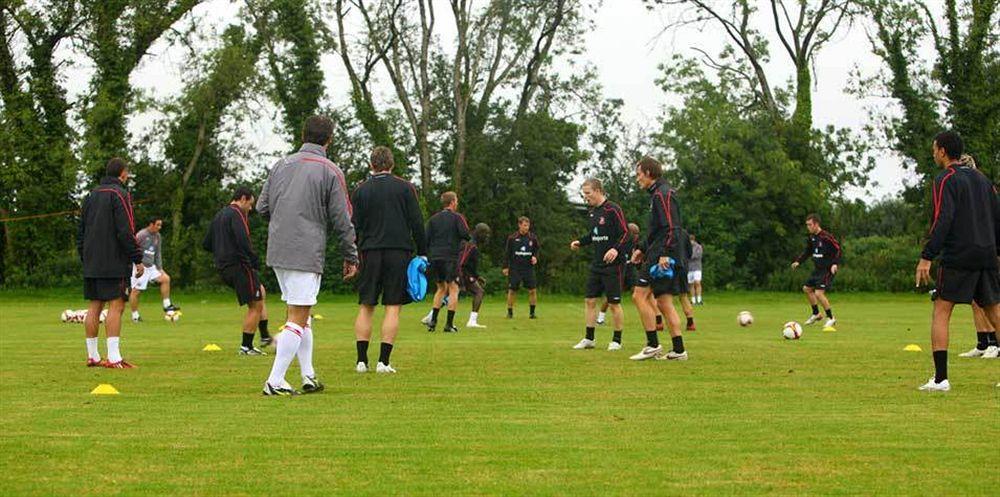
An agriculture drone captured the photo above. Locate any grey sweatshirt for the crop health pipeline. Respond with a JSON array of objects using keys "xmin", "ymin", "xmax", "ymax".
[
  {"xmin": 688, "ymin": 242, "xmax": 703, "ymax": 271},
  {"xmin": 136, "ymin": 228, "xmax": 162, "ymax": 267},
  {"xmin": 257, "ymin": 143, "xmax": 359, "ymax": 273}
]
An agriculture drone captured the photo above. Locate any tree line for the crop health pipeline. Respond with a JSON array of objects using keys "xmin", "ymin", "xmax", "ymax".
[{"xmin": 1, "ymin": 0, "xmax": 996, "ymax": 292}]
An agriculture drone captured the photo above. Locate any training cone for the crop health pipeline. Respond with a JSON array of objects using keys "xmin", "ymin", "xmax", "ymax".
[
  {"xmin": 312, "ymin": 314, "xmax": 324, "ymax": 320},
  {"xmin": 202, "ymin": 343, "xmax": 222, "ymax": 352},
  {"xmin": 91, "ymin": 384, "xmax": 119, "ymax": 395},
  {"xmin": 823, "ymin": 326, "xmax": 836, "ymax": 332},
  {"xmin": 903, "ymin": 344, "xmax": 923, "ymax": 352}
]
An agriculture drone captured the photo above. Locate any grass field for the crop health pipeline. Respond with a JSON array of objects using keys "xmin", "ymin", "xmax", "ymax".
[{"xmin": 0, "ymin": 289, "xmax": 997, "ymax": 496}]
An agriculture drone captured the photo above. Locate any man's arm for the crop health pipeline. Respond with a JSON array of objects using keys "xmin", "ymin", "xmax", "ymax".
[
  {"xmin": 112, "ymin": 195, "xmax": 143, "ymax": 265},
  {"xmin": 793, "ymin": 238, "xmax": 811, "ymax": 264},
  {"xmin": 456, "ymin": 213, "xmax": 471, "ymax": 241},
  {"xmin": 256, "ymin": 169, "xmax": 272, "ymax": 220},
  {"xmin": 230, "ymin": 211, "xmax": 259, "ymax": 269},
  {"xmin": 77, "ymin": 196, "xmax": 88, "ymax": 261},
  {"xmin": 503, "ymin": 236, "xmax": 512, "ymax": 269},
  {"xmin": 824, "ymin": 233, "xmax": 841, "ymax": 266},
  {"xmin": 326, "ymin": 169, "xmax": 359, "ymax": 264},
  {"xmin": 921, "ymin": 175, "xmax": 957, "ymax": 261},
  {"xmin": 611, "ymin": 205, "xmax": 629, "ymax": 254},
  {"xmin": 155, "ymin": 234, "xmax": 163, "ymax": 267},
  {"xmin": 405, "ymin": 184, "xmax": 427, "ymax": 256}
]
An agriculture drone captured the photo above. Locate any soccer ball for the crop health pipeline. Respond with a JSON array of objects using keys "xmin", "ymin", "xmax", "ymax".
[
  {"xmin": 737, "ymin": 311, "xmax": 753, "ymax": 327},
  {"xmin": 99, "ymin": 309, "xmax": 108, "ymax": 323},
  {"xmin": 782, "ymin": 321, "xmax": 803, "ymax": 340},
  {"xmin": 164, "ymin": 311, "xmax": 182, "ymax": 322},
  {"xmin": 61, "ymin": 310, "xmax": 72, "ymax": 322}
]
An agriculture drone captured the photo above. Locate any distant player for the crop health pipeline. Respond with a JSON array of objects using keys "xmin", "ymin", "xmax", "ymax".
[
  {"xmin": 257, "ymin": 115, "xmax": 359, "ymax": 395},
  {"xmin": 629, "ymin": 157, "xmax": 688, "ymax": 361},
  {"xmin": 128, "ymin": 218, "xmax": 180, "ymax": 321},
  {"xmin": 790, "ymin": 214, "xmax": 840, "ymax": 328},
  {"xmin": 424, "ymin": 192, "xmax": 471, "ymax": 332},
  {"xmin": 570, "ymin": 178, "xmax": 629, "ymax": 351},
  {"xmin": 915, "ymin": 131, "xmax": 1000, "ymax": 391},
  {"xmin": 202, "ymin": 186, "xmax": 272, "ymax": 356},
  {"xmin": 459, "ymin": 223, "xmax": 491, "ymax": 328},
  {"xmin": 687, "ymin": 233, "xmax": 704, "ymax": 304},
  {"xmin": 351, "ymin": 146, "xmax": 427, "ymax": 373},
  {"xmin": 504, "ymin": 217, "xmax": 540, "ymax": 319},
  {"xmin": 76, "ymin": 157, "xmax": 144, "ymax": 368}
]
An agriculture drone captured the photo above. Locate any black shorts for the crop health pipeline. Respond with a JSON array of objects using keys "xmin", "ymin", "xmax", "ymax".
[
  {"xmin": 83, "ymin": 277, "xmax": 130, "ymax": 302},
  {"xmin": 936, "ymin": 266, "xmax": 1000, "ymax": 306},
  {"xmin": 430, "ymin": 258, "xmax": 459, "ymax": 283},
  {"xmin": 508, "ymin": 267, "xmax": 537, "ymax": 290},
  {"xmin": 805, "ymin": 269, "xmax": 835, "ymax": 290},
  {"xmin": 358, "ymin": 249, "xmax": 412, "ymax": 306},
  {"xmin": 585, "ymin": 265, "xmax": 625, "ymax": 303},
  {"xmin": 634, "ymin": 264, "xmax": 688, "ymax": 297},
  {"xmin": 623, "ymin": 264, "xmax": 638, "ymax": 290},
  {"xmin": 220, "ymin": 265, "xmax": 263, "ymax": 306}
]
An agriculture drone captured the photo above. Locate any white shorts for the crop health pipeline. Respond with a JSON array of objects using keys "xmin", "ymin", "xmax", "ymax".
[
  {"xmin": 131, "ymin": 265, "xmax": 163, "ymax": 290},
  {"xmin": 687, "ymin": 270, "xmax": 702, "ymax": 284},
  {"xmin": 274, "ymin": 268, "xmax": 322, "ymax": 306}
]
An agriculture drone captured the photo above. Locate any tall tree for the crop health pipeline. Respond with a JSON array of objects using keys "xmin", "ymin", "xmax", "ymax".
[
  {"xmin": 0, "ymin": 1, "xmax": 85, "ymax": 284},
  {"xmin": 80, "ymin": 0, "xmax": 201, "ymax": 177}
]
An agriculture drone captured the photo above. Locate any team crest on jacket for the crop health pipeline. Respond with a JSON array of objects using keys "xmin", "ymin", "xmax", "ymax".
[{"xmin": 599, "ymin": 216, "xmax": 605, "ymax": 225}]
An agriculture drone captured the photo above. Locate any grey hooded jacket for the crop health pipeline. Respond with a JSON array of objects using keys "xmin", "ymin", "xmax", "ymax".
[{"xmin": 257, "ymin": 143, "xmax": 359, "ymax": 273}]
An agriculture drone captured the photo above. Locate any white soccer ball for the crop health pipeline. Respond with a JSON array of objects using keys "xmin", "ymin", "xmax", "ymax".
[
  {"xmin": 164, "ymin": 310, "xmax": 181, "ymax": 322},
  {"xmin": 61, "ymin": 310, "xmax": 71, "ymax": 322},
  {"xmin": 782, "ymin": 321, "xmax": 803, "ymax": 340},
  {"xmin": 99, "ymin": 309, "xmax": 108, "ymax": 323},
  {"xmin": 73, "ymin": 310, "xmax": 86, "ymax": 323},
  {"xmin": 737, "ymin": 311, "xmax": 753, "ymax": 327}
]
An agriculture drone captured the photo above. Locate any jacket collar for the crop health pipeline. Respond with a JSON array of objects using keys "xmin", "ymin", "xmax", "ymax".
[
  {"xmin": 646, "ymin": 178, "xmax": 665, "ymax": 194},
  {"xmin": 299, "ymin": 142, "xmax": 328, "ymax": 157},
  {"xmin": 100, "ymin": 176, "xmax": 124, "ymax": 187}
]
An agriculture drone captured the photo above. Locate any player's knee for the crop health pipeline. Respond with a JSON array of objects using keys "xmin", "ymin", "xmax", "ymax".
[
  {"xmin": 802, "ymin": 286, "xmax": 812, "ymax": 294},
  {"xmin": 161, "ymin": 273, "xmax": 170, "ymax": 283}
]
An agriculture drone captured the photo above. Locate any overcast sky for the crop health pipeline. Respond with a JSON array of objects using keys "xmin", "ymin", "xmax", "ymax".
[{"xmin": 55, "ymin": 0, "xmax": 935, "ymax": 201}]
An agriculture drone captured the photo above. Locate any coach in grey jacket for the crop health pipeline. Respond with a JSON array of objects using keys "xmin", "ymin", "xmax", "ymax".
[{"xmin": 257, "ymin": 115, "xmax": 359, "ymax": 396}]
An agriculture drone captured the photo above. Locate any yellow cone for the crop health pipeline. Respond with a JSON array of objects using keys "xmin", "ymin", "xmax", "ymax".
[
  {"xmin": 91, "ymin": 384, "xmax": 119, "ymax": 395},
  {"xmin": 822, "ymin": 326, "xmax": 836, "ymax": 332},
  {"xmin": 312, "ymin": 314, "xmax": 324, "ymax": 320},
  {"xmin": 202, "ymin": 343, "xmax": 222, "ymax": 351},
  {"xmin": 904, "ymin": 344, "xmax": 923, "ymax": 352}
]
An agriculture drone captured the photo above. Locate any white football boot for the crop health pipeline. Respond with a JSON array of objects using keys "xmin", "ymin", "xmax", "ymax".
[
  {"xmin": 917, "ymin": 378, "xmax": 951, "ymax": 392},
  {"xmin": 959, "ymin": 347, "xmax": 987, "ymax": 358},
  {"xmin": 655, "ymin": 350, "xmax": 689, "ymax": 361},
  {"xmin": 805, "ymin": 314, "xmax": 823, "ymax": 325},
  {"xmin": 607, "ymin": 341, "xmax": 622, "ymax": 351},
  {"xmin": 356, "ymin": 362, "xmax": 368, "ymax": 373},
  {"xmin": 629, "ymin": 345, "xmax": 663, "ymax": 361},
  {"xmin": 824, "ymin": 318, "xmax": 837, "ymax": 328},
  {"xmin": 980, "ymin": 345, "xmax": 999, "ymax": 358},
  {"xmin": 572, "ymin": 338, "xmax": 596, "ymax": 350},
  {"xmin": 376, "ymin": 362, "xmax": 397, "ymax": 374}
]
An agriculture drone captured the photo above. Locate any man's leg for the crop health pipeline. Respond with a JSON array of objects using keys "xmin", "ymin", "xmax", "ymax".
[
  {"xmin": 632, "ymin": 286, "xmax": 658, "ymax": 348},
  {"xmin": 378, "ymin": 305, "xmax": 401, "ymax": 367},
  {"xmin": 929, "ymin": 298, "xmax": 955, "ymax": 384},
  {"xmin": 680, "ymin": 293, "xmax": 695, "ymax": 330},
  {"xmin": 528, "ymin": 289, "xmax": 537, "ymax": 318},
  {"xmin": 598, "ymin": 299, "xmax": 609, "ymax": 324},
  {"xmin": 655, "ymin": 293, "xmax": 686, "ymax": 357},
  {"xmin": 266, "ymin": 304, "xmax": 308, "ymax": 388},
  {"xmin": 240, "ymin": 300, "xmax": 263, "ymax": 352},
  {"xmin": 507, "ymin": 289, "xmax": 516, "ymax": 318},
  {"xmin": 355, "ymin": 304, "xmax": 376, "ymax": 366},
  {"xmin": 258, "ymin": 286, "xmax": 271, "ymax": 345},
  {"xmin": 105, "ymin": 297, "xmax": 126, "ymax": 364},
  {"xmin": 85, "ymin": 300, "xmax": 104, "ymax": 363},
  {"xmin": 694, "ymin": 281, "xmax": 703, "ymax": 303},
  {"xmin": 582, "ymin": 297, "xmax": 598, "ymax": 343},
  {"xmin": 157, "ymin": 271, "xmax": 172, "ymax": 308},
  {"xmin": 647, "ymin": 292, "xmax": 663, "ymax": 331},
  {"xmin": 975, "ymin": 302, "xmax": 1000, "ymax": 358},
  {"xmin": 429, "ymin": 282, "xmax": 446, "ymax": 328},
  {"xmin": 468, "ymin": 283, "xmax": 485, "ymax": 327},
  {"xmin": 803, "ymin": 286, "xmax": 821, "ymax": 323},
  {"xmin": 609, "ymin": 302, "xmax": 624, "ymax": 344},
  {"xmin": 128, "ymin": 288, "xmax": 141, "ymax": 318},
  {"xmin": 445, "ymin": 281, "xmax": 460, "ymax": 330},
  {"xmin": 816, "ymin": 289, "xmax": 834, "ymax": 323}
]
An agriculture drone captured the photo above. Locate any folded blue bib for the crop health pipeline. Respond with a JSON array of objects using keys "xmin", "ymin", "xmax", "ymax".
[
  {"xmin": 648, "ymin": 257, "xmax": 676, "ymax": 280},
  {"xmin": 407, "ymin": 257, "xmax": 429, "ymax": 301}
]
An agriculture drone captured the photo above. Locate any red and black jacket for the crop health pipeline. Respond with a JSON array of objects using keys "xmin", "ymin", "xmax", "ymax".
[
  {"xmin": 203, "ymin": 204, "xmax": 260, "ymax": 270},
  {"xmin": 76, "ymin": 177, "xmax": 143, "ymax": 278},
  {"xmin": 644, "ymin": 179, "xmax": 685, "ymax": 265},
  {"xmin": 794, "ymin": 230, "xmax": 842, "ymax": 272},
  {"xmin": 459, "ymin": 240, "xmax": 480, "ymax": 281},
  {"xmin": 921, "ymin": 164, "xmax": 1000, "ymax": 269},
  {"xmin": 577, "ymin": 199, "xmax": 629, "ymax": 269},
  {"xmin": 426, "ymin": 209, "xmax": 471, "ymax": 261}
]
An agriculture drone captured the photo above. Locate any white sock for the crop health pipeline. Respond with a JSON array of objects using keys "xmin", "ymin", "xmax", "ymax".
[
  {"xmin": 162, "ymin": 298, "xmax": 171, "ymax": 308},
  {"xmin": 106, "ymin": 337, "xmax": 122, "ymax": 363},
  {"xmin": 297, "ymin": 326, "xmax": 315, "ymax": 380},
  {"xmin": 597, "ymin": 312, "xmax": 606, "ymax": 321},
  {"xmin": 468, "ymin": 311, "xmax": 478, "ymax": 324},
  {"xmin": 86, "ymin": 337, "xmax": 100, "ymax": 361},
  {"xmin": 131, "ymin": 310, "xmax": 140, "ymax": 320},
  {"xmin": 266, "ymin": 323, "xmax": 303, "ymax": 386}
]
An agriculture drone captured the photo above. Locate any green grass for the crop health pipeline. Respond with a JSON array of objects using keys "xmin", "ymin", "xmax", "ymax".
[{"xmin": 0, "ymin": 290, "xmax": 997, "ymax": 496}]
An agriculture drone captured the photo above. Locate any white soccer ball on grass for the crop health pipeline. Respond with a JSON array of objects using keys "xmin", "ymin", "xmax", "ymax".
[
  {"xmin": 782, "ymin": 321, "xmax": 803, "ymax": 340},
  {"xmin": 737, "ymin": 311, "xmax": 753, "ymax": 327}
]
